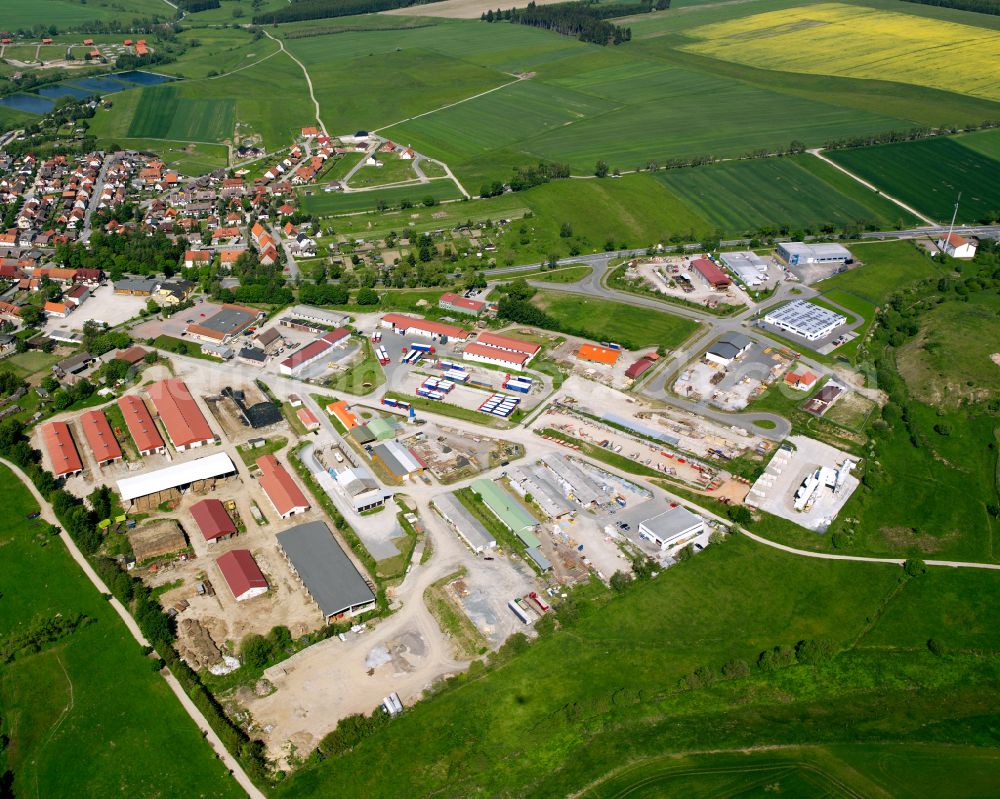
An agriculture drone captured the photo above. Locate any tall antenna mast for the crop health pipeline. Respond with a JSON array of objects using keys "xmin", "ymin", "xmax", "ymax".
[{"xmin": 945, "ymin": 192, "xmax": 961, "ymax": 245}]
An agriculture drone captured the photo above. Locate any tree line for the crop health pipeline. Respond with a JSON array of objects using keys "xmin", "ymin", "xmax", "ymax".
[
  {"xmin": 900, "ymin": 0, "xmax": 999, "ymax": 13},
  {"xmin": 252, "ymin": 0, "xmax": 430, "ymax": 24},
  {"xmin": 483, "ymin": 1, "xmax": 635, "ymax": 45}
]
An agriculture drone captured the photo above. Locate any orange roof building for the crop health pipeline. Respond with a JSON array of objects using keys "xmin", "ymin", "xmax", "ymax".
[
  {"xmin": 256, "ymin": 455, "xmax": 310, "ymax": 519},
  {"xmin": 79, "ymin": 409, "xmax": 122, "ymax": 466},
  {"xmin": 147, "ymin": 379, "xmax": 214, "ymax": 451},
  {"xmin": 297, "ymin": 406, "xmax": 320, "ymax": 430},
  {"xmin": 41, "ymin": 421, "xmax": 83, "ymax": 477},
  {"xmin": 576, "ymin": 343, "xmax": 621, "ymax": 365},
  {"xmin": 117, "ymin": 395, "xmax": 165, "ymax": 455},
  {"xmin": 326, "ymin": 399, "xmax": 359, "ymax": 430}
]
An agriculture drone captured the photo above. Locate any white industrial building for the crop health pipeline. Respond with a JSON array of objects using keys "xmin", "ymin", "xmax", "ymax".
[
  {"xmin": 638, "ymin": 505, "xmax": 704, "ymax": 550},
  {"xmin": 333, "ymin": 467, "xmax": 393, "ymax": 513},
  {"xmin": 506, "ymin": 464, "xmax": 575, "ymax": 518},
  {"xmin": 763, "ymin": 300, "xmax": 846, "ymax": 341},
  {"xmin": 540, "ymin": 452, "xmax": 606, "ymax": 506},
  {"xmin": 794, "ymin": 460, "xmax": 856, "ymax": 511},
  {"xmin": 116, "ymin": 452, "xmax": 238, "ymax": 505},
  {"xmin": 720, "ymin": 251, "xmax": 769, "ymax": 286},
  {"xmin": 776, "ymin": 242, "xmax": 852, "ymax": 267},
  {"xmin": 432, "ymin": 492, "xmax": 496, "ymax": 554}
]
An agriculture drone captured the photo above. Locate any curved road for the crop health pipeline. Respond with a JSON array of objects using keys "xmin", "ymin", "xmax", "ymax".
[{"xmin": 1, "ymin": 458, "xmax": 266, "ymax": 799}]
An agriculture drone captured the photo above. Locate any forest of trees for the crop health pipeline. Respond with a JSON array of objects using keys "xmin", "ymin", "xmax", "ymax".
[
  {"xmin": 252, "ymin": 0, "xmax": 430, "ymax": 24},
  {"xmin": 900, "ymin": 0, "xmax": 999, "ymax": 13},
  {"xmin": 481, "ymin": 0, "xmax": 664, "ymax": 45}
]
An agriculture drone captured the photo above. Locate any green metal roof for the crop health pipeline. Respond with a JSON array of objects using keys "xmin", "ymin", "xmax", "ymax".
[
  {"xmin": 366, "ymin": 417, "xmax": 396, "ymax": 441},
  {"xmin": 471, "ymin": 479, "xmax": 540, "ymax": 547}
]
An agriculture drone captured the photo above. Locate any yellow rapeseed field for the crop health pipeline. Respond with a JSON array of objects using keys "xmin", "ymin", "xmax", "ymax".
[{"xmin": 681, "ymin": 3, "xmax": 1000, "ymax": 103}]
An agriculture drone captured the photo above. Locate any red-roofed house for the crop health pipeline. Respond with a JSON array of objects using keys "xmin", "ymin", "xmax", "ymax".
[
  {"xmin": 190, "ymin": 498, "xmax": 237, "ymax": 542},
  {"xmin": 278, "ymin": 327, "xmax": 349, "ymax": 375},
  {"xmin": 147, "ymin": 379, "xmax": 215, "ymax": 451},
  {"xmin": 41, "ymin": 421, "xmax": 83, "ymax": 477},
  {"xmin": 79, "ymin": 409, "xmax": 122, "ymax": 466},
  {"xmin": 215, "ymin": 549, "xmax": 268, "ymax": 601},
  {"xmin": 297, "ymin": 406, "xmax": 320, "ymax": 431},
  {"xmin": 185, "ymin": 249, "xmax": 211, "ymax": 268},
  {"xmin": 257, "ymin": 455, "xmax": 310, "ymax": 518},
  {"xmin": 439, "ymin": 292, "xmax": 488, "ymax": 316},
  {"xmin": 625, "ymin": 356, "xmax": 657, "ymax": 380},
  {"xmin": 937, "ymin": 232, "xmax": 977, "ymax": 259},
  {"xmin": 117, "ymin": 395, "xmax": 165, "ymax": 455},
  {"xmin": 690, "ymin": 257, "xmax": 731, "ymax": 289},
  {"xmin": 784, "ymin": 369, "xmax": 819, "ymax": 391}
]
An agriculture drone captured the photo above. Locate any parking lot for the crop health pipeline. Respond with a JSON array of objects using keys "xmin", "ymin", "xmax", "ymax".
[
  {"xmin": 131, "ymin": 298, "xmax": 229, "ymax": 340},
  {"xmin": 46, "ymin": 284, "xmax": 147, "ymax": 333}
]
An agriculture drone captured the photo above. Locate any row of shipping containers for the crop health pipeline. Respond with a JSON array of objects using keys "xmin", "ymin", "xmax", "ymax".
[
  {"xmin": 502, "ymin": 373, "xmax": 533, "ymax": 394},
  {"xmin": 478, "ymin": 392, "xmax": 520, "ymax": 418}
]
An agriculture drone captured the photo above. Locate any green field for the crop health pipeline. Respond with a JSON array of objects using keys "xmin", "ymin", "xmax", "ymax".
[
  {"xmin": 274, "ymin": 532, "xmax": 1000, "ymax": 798},
  {"xmin": 817, "ymin": 239, "xmax": 947, "ymax": 304},
  {"xmin": 128, "ymin": 84, "xmax": 235, "ymax": 142},
  {"xmin": 299, "ymin": 180, "xmax": 463, "ymax": 215},
  {"xmin": 658, "ymin": 156, "xmax": 915, "ymax": 233},
  {"xmin": 0, "ymin": 0, "xmax": 170, "ymax": 28},
  {"xmin": 533, "ymin": 290, "xmax": 699, "ymax": 349},
  {"xmin": 827, "ymin": 136, "xmax": 1000, "ymax": 224},
  {"xmin": 897, "ymin": 292, "xmax": 1000, "ymax": 407},
  {"xmin": 348, "ymin": 152, "xmax": 419, "ymax": 189},
  {"xmin": 0, "ymin": 465, "xmax": 242, "ymax": 798}
]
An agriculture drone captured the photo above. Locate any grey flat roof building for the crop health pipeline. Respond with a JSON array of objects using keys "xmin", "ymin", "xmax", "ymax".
[
  {"xmin": 541, "ymin": 452, "xmax": 605, "ymax": 506},
  {"xmin": 432, "ymin": 492, "xmax": 496, "ymax": 553},
  {"xmin": 638, "ymin": 505, "xmax": 704, "ymax": 550},
  {"xmin": 720, "ymin": 251, "xmax": 769, "ymax": 286},
  {"xmin": 276, "ymin": 521, "xmax": 376, "ymax": 620},
  {"xmin": 197, "ymin": 305, "xmax": 258, "ymax": 337},
  {"xmin": 763, "ymin": 300, "xmax": 846, "ymax": 341}
]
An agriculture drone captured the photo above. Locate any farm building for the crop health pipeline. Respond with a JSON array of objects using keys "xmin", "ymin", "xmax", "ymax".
[
  {"xmin": 114, "ymin": 277, "xmax": 158, "ymax": 296},
  {"xmin": 256, "ymin": 454, "xmax": 310, "ymax": 518},
  {"xmin": 117, "ymin": 395, "xmax": 165, "ymax": 455},
  {"xmin": 116, "ymin": 453, "xmax": 238, "ymax": 510},
  {"xmin": 380, "ymin": 313, "xmax": 468, "ymax": 341},
  {"xmin": 221, "ymin": 387, "xmax": 282, "ymax": 429},
  {"xmin": 254, "ymin": 327, "xmax": 283, "ymax": 352},
  {"xmin": 639, "ymin": 505, "xmax": 704, "ymax": 550},
  {"xmin": 278, "ymin": 327, "xmax": 350, "ymax": 375},
  {"xmin": 625, "ymin": 353, "xmax": 659, "ymax": 380},
  {"xmin": 776, "ymin": 242, "xmax": 852, "ymax": 267},
  {"xmin": 470, "ymin": 478, "xmax": 540, "ymax": 548},
  {"xmin": 439, "ymin": 292, "xmax": 487, "ymax": 316},
  {"xmin": 297, "ymin": 407, "xmax": 320, "ymax": 431},
  {"xmin": 41, "ymin": 421, "xmax": 83, "ymax": 478},
  {"xmin": 276, "ymin": 521, "xmax": 376, "ymax": 621},
  {"xmin": 78, "ymin": 409, "xmax": 122, "ymax": 466},
  {"xmin": 215, "ymin": 550, "xmax": 268, "ymax": 602},
  {"xmin": 431, "ymin": 493, "xmax": 496, "ymax": 554},
  {"xmin": 147, "ymin": 379, "xmax": 215, "ymax": 451},
  {"xmin": 576, "ymin": 344, "xmax": 620, "ymax": 365},
  {"xmin": 462, "ymin": 342, "xmax": 530, "ymax": 371},
  {"xmin": 371, "ymin": 440, "xmax": 425, "ymax": 481},
  {"xmin": 784, "ymin": 368, "xmax": 819, "ymax": 391},
  {"xmin": 185, "ymin": 304, "xmax": 263, "ymax": 344},
  {"xmin": 127, "ymin": 520, "xmax": 188, "ymax": 563},
  {"xmin": 690, "ymin": 257, "xmax": 732, "ymax": 289},
  {"xmin": 115, "ymin": 346, "xmax": 149, "ymax": 366},
  {"xmin": 705, "ymin": 332, "xmax": 752, "ymax": 366},
  {"xmin": 937, "ymin": 232, "xmax": 977, "ymax": 259},
  {"xmin": 189, "ymin": 498, "xmax": 237, "ymax": 543},
  {"xmin": 763, "ymin": 300, "xmax": 846, "ymax": 341},
  {"xmin": 720, "ymin": 251, "xmax": 769, "ymax": 286},
  {"xmin": 238, "ymin": 346, "xmax": 267, "ymax": 367}
]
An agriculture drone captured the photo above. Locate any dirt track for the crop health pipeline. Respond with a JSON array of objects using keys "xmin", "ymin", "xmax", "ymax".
[{"xmin": 383, "ymin": 0, "xmax": 566, "ymax": 18}]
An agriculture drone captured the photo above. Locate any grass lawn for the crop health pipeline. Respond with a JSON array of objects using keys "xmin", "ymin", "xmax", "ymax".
[
  {"xmin": 512, "ymin": 264, "xmax": 592, "ymax": 283},
  {"xmin": 2, "ymin": 349, "xmax": 61, "ymax": 378},
  {"xmin": 321, "ymin": 152, "xmax": 365, "ymax": 183},
  {"xmin": 327, "ymin": 338, "xmax": 385, "ymax": 396},
  {"xmin": 274, "ymin": 531, "xmax": 1000, "ymax": 798},
  {"xmin": 299, "ymin": 180, "xmax": 462, "ymax": 216},
  {"xmin": 0, "ymin": 464, "xmax": 242, "ymax": 798},
  {"xmin": 533, "ymin": 289, "xmax": 699, "ymax": 350},
  {"xmin": 347, "ymin": 152, "xmax": 418, "ymax": 189},
  {"xmin": 0, "ymin": 0, "xmax": 171, "ymax": 28},
  {"xmin": 128, "ymin": 84, "xmax": 235, "ymax": 142},
  {"xmin": 236, "ymin": 435, "xmax": 288, "ymax": 467},
  {"xmin": 817, "ymin": 239, "xmax": 948, "ymax": 305},
  {"xmin": 424, "ymin": 571, "xmax": 488, "ymax": 658},
  {"xmin": 151, "ymin": 335, "xmax": 223, "ymax": 362}
]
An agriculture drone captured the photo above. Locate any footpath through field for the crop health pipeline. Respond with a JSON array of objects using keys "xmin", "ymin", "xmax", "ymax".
[
  {"xmin": 264, "ymin": 30, "xmax": 327, "ymax": 136},
  {"xmin": 0, "ymin": 457, "xmax": 265, "ymax": 799},
  {"xmin": 807, "ymin": 148, "xmax": 937, "ymax": 226}
]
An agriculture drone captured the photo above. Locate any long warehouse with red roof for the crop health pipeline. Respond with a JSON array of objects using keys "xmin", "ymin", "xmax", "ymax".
[
  {"xmin": 41, "ymin": 421, "xmax": 83, "ymax": 477},
  {"xmin": 117, "ymin": 395, "xmax": 165, "ymax": 456},
  {"xmin": 147, "ymin": 379, "xmax": 215, "ymax": 451},
  {"xmin": 78, "ymin": 409, "xmax": 122, "ymax": 466}
]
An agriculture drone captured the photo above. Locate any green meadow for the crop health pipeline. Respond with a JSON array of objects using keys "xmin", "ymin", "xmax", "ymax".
[
  {"xmin": 0, "ymin": 465, "xmax": 242, "ymax": 798},
  {"xmin": 128, "ymin": 84, "xmax": 235, "ymax": 142}
]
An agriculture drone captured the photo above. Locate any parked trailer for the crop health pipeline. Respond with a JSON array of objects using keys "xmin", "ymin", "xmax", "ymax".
[
  {"xmin": 528, "ymin": 591, "xmax": 549, "ymax": 613},
  {"xmin": 417, "ymin": 387, "xmax": 447, "ymax": 400},
  {"xmin": 508, "ymin": 600, "xmax": 530, "ymax": 624},
  {"xmin": 444, "ymin": 369, "xmax": 470, "ymax": 383},
  {"xmin": 410, "ymin": 343, "xmax": 435, "ymax": 354}
]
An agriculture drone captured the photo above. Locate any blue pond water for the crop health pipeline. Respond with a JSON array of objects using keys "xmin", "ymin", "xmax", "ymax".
[
  {"xmin": 38, "ymin": 84, "xmax": 93, "ymax": 100},
  {"xmin": 68, "ymin": 76, "xmax": 131, "ymax": 94},
  {"xmin": 114, "ymin": 70, "xmax": 174, "ymax": 86},
  {"xmin": 0, "ymin": 94, "xmax": 55, "ymax": 114}
]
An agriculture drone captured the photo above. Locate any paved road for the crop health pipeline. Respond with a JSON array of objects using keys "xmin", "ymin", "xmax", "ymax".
[{"xmin": 0, "ymin": 458, "xmax": 266, "ymax": 799}]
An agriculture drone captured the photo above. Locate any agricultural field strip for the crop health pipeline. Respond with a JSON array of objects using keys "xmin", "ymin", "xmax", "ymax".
[{"xmin": 680, "ymin": 3, "xmax": 1000, "ymax": 104}]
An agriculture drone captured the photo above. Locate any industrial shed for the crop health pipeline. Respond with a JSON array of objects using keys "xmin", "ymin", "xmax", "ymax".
[
  {"xmin": 117, "ymin": 395, "xmax": 165, "ymax": 455},
  {"xmin": 147, "ymin": 379, "xmax": 215, "ymax": 451},
  {"xmin": 116, "ymin": 452, "xmax": 238, "ymax": 510},
  {"xmin": 215, "ymin": 549, "xmax": 268, "ymax": 602},
  {"xmin": 276, "ymin": 521, "xmax": 376, "ymax": 621},
  {"xmin": 256, "ymin": 455, "xmax": 310, "ymax": 518},
  {"xmin": 432, "ymin": 492, "xmax": 496, "ymax": 553},
  {"xmin": 470, "ymin": 478, "xmax": 539, "ymax": 547},
  {"xmin": 41, "ymin": 421, "xmax": 83, "ymax": 478},
  {"xmin": 639, "ymin": 505, "xmax": 704, "ymax": 550},
  {"xmin": 79, "ymin": 409, "xmax": 122, "ymax": 466},
  {"xmin": 371, "ymin": 440, "xmax": 425, "ymax": 481},
  {"xmin": 189, "ymin": 498, "xmax": 237, "ymax": 543}
]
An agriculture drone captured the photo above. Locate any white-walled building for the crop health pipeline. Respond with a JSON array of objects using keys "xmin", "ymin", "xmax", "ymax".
[{"xmin": 937, "ymin": 233, "xmax": 977, "ymax": 259}]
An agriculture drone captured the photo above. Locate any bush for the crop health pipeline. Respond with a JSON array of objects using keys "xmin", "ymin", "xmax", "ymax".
[
  {"xmin": 927, "ymin": 638, "xmax": 945, "ymax": 656},
  {"xmin": 903, "ymin": 558, "xmax": 928, "ymax": 577}
]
